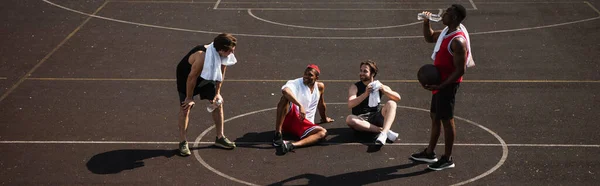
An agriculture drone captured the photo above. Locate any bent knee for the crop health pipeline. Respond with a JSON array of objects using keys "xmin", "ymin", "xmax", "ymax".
[
  {"xmin": 385, "ymin": 100, "xmax": 397, "ymax": 107},
  {"xmin": 315, "ymin": 127, "xmax": 327, "ymax": 138},
  {"xmin": 345, "ymin": 115, "xmax": 356, "ymax": 125}
]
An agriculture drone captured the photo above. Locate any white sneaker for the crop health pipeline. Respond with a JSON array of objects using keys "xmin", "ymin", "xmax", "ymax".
[
  {"xmin": 387, "ymin": 130, "xmax": 399, "ymax": 142},
  {"xmin": 375, "ymin": 132, "xmax": 387, "ymax": 145}
]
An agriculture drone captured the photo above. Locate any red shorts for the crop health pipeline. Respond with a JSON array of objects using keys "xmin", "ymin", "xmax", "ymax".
[{"xmin": 282, "ymin": 105, "xmax": 318, "ymax": 139}]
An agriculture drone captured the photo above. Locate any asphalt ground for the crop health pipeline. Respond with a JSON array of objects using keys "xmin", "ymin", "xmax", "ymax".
[{"xmin": 1, "ymin": 0, "xmax": 599, "ymax": 185}]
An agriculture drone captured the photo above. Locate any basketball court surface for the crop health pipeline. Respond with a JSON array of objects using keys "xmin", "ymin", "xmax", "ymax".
[{"xmin": 1, "ymin": 0, "xmax": 599, "ymax": 185}]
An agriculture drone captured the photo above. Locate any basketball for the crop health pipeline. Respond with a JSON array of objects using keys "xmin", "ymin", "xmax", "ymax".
[{"xmin": 417, "ymin": 64, "xmax": 441, "ymax": 86}]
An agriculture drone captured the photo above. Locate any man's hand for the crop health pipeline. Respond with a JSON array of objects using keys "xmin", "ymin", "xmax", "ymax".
[
  {"xmin": 365, "ymin": 84, "xmax": 374, "ymax": 93},
  {"xmin": 319, "ymin": 117, "xmax": 335, "ymax": 124},
  {"xmin": 424, "ymin": 84, "xmax": 443, "ymax": 91},
  {"xmin": 298, "ymin": 105, "xmax": 306, "ymax": 120},
  {"xmin": 212, "ymin": 94, "xmax": 223, "ymax": 104},
  {"xmin": 181, "ymin": 98, "xmax": 195, "ymax": 111}
]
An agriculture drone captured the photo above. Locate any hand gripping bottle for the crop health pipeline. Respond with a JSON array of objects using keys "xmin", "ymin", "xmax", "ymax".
[
  {"xmin": 417, "ymin": 13, "xmax": 442, "ymax": 22},
  {"xmin": 207, "ymin": 99, "xmax": 223, "ymax": 112}
]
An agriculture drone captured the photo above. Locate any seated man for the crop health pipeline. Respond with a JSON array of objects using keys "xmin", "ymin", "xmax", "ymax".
[
  {"xmin": 346, "ymin": 60, "xmax": 402, "ymax": 145},
  {"xmin": 273, "ymin": 64, "xmax": 334, "ymax": 155}
]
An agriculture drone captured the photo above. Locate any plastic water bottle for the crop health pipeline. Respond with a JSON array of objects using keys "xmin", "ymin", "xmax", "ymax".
[
  {"xmin": 206, "ymin": 99, "xmax": 222, "ymax": 112},
  {"xmin": 417, "ymin": 13, "xmax": 442, "ymax": 22}
]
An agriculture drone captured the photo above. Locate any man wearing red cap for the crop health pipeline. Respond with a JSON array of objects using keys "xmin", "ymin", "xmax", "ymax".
[{"xmin": 273, "ymin": 64, "xmax": 335, "ymax": 155}]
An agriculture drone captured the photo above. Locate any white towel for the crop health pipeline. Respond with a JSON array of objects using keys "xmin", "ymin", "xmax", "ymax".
[
  {"xmin": 431, "ymin": 24, "xmax": 475, "ymax": 68},
  {"xmin": 200, "ymin": 43, "xmax": 237, "ymax": 81},
  {"xmin": 368, "ymin": 80, "xmax": 382, "ymax": 107}
]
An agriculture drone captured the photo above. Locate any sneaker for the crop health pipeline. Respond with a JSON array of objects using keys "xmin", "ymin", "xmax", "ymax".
[
  {"xmin": 214, "ymin": 136, "xmax": 236, "ymax": 149},
  {"xmin": 277, "ymin": 141, "xmax": 295, "ymax": 155},
  {"xmin": 179, "ymin": 141, "xmax": 191, "ymax": 156},
  {"xmin": 387, "ymin": 130, "xmax": 399, "ymax": 142},
  {"xmin": 375, "ymin": 132, "xmax": 387, "ymax": 145},
  {"xmin": 410, "ymin": 149, "xmax": 438, "ymax": 163},
  {"xmin": 272, "ymin": 132, "xmax": 283, "ymax": 147},
  {"xmin": 428, "ymin": 156, "xmax": 455, "ymax": 171}
]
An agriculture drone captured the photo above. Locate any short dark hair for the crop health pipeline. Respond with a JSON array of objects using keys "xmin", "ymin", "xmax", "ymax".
[
  {"xmin": 213, "ymin": 33, "xmax": 236, "ymax": 52},
  {"xmin": 360, "ymin": 60, "xmax": 378, "ymax": 78},
  {"xmin": 452, "ymin": 4, "xmax": 467, "ymax": 23}
]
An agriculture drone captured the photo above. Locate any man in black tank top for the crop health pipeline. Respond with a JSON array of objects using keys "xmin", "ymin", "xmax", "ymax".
[
  {"xmin": 345, "ymin": 60, "xmax": 402, "ymax": 146},
  {"xmin": 175, "ymin": 33, "xmax": 237, "ymax": 156}
]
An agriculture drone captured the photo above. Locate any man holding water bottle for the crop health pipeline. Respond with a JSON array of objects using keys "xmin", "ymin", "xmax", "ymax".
[
  {"xmin": 176, "ymin": 33, "xmax": 238, "ymax": 156},
  {"xmin": 410, "ymin": 4, "xmax": 473, "ymax": 171}
]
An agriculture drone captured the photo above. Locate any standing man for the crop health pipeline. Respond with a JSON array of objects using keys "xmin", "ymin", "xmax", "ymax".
[
  {"xmin": 410, "ymin": 4, "xmax": 473, "ymax": 170},
  {"xmin": 345, "ymin": 60, "xmax": 402, "ymax": 145},
  {"xmin": 176, "ymin": 33, "xmax": 238, "ymax": 156},
  {"xmin": 272, "ymin": 64, "xmax": 335, "ymax": 155}
]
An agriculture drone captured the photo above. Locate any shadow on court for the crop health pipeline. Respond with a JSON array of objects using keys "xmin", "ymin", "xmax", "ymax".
[
  {"xmin": 232, "ymin": 127, "xmax": 388, "ymax": 153},
  {"xmin": 267, "ymin": 162, "xmax": 432, "ymax": 186},
  {"xmin": 86, "ymin": 149, "xmax": 177, "ymax": 174}
]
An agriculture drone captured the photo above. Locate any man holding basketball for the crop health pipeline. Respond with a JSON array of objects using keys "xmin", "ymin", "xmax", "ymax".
[{"xmin": 410, "ymin": 4, "xmax": 473, "ymax": 171}]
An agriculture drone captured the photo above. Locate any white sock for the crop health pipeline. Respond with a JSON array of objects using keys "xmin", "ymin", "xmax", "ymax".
[
  {"xmin": 375, "ymin": 132, "xmax": 387, "ymax": 145},
  {"xmin": 387, "ymin": 130, "xmax": 398, "ymax": 141}
]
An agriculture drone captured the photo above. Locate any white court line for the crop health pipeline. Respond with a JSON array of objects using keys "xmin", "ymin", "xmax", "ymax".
[
  {"xmin": 470, "ymin": 0, "xmax": 478, "ymax": 10},
  {"xmin": 247, "ymin": 9, "xmax": 422, "ymax": 30},
  {"xmin": 0, "ymin": 1, "xmax": 109, "ymax": 103},
  {"xmin": 43, "ymin": 0, "xmax": 600, "ymax": 39},
  {"xmin": 218, "ymin": 8, "xmax": 473, "ymax": 11},
  {"xmin": 213, "ymin": 0, "xmax": 221, "ymax": 9},
  {"xmin": 25, "ymin": 77, "xmax": 600, "ymax": 83},
  {"xmin": 1, "ymin": 140, "xmax": 598, "ymax": 148}
]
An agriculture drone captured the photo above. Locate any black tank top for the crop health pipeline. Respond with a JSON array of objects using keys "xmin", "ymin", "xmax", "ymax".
[
  {"xmin": 176, "ymin": 45, "xmax": 207, "ymax": 93},
  {"xmin": 352, "ymin": 81, "xmax": 382, "ymax": 115}
]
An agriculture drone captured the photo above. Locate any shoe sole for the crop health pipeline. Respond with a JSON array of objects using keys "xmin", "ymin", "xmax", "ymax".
[
  {"xmin": 179, "ymin": 151, "xmax": 191, "ymax": 156},
  {"xmin": 428, "ymin": 163, "xmax": 455, "ymax": 171},
  {"xmin": 410, "ymin": 156, "xmax": 438, "ymax": 163},
  {"xmin": 214, "ymin": 143, "xmax": 236, "ymax": 149},
  {"xmin": 272, "ymin": 141, "xmax": 281, "ymax": 147}
]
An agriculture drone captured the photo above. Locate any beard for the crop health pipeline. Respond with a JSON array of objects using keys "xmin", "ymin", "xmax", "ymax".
[{"xmin": 360, "ymin": 75, "xmax": 371, "ymax": 82}]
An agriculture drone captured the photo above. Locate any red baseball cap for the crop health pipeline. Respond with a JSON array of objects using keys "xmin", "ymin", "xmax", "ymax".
[{"xmin": 307, "ymin": 64, "xmax": 320, "ymax": 74}]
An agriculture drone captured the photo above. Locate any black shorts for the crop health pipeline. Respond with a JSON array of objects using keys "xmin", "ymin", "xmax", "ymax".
[
  {"xmin": 430, "ymin": 83, "xmax": 460, "ymax": 120},
  {"xmin": 357, "ymin": 110, "xmax": 384, "ymax": 127},
  {"xmin": 178, "ymin": 79, "xmax": 216, "ymax": 103}
]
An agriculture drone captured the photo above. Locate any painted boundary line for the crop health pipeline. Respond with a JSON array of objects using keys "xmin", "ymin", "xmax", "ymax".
[
  {"xmin": 43, "ymin": 0, "xmax": 600, "ymax": 39},
  {"xmin": 25, "ymin": 77, "xmax": 600, "ymax": 83},
  {"xmin": 1, "ymin": 140, "xmax": 599, "ymax": 148},
  {"xmin": 0, "ymin": 1, "xmax": 109, "ymax": 103}
]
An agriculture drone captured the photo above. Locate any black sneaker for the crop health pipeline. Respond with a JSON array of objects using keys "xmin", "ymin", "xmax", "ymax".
[
  {"xmin": 277, "ymin": 141, "xmax": 295, "ymax": 155},
  {"xmin": 410, "ymin": 149, "xmax": 438, "ymax": 163},
  {"xmin": 272, "ymin": 132, "xmax": 283, "ymax": 147},
  {"xmin": 428, "ymin": 156, "xmax": 455, "ymax": 171}
]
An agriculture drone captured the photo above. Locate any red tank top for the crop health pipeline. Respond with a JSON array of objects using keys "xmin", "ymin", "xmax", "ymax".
[{"xmin": 432, "ymin": 30, "xmax": 466, "ymax": 94}]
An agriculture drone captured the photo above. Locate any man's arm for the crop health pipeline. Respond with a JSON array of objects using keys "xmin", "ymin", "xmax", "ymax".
[
  {"xmin": 431, "ymin": 37, "xmax": 467, "ymax": 90},
  {"xmin": 317, "ymin": 82, "xmax": 334, "ymax": 123},
  {"xmin": 182, "ymin": 52, "xmax": 204, "ymax": 109},
  {"xmin": 423, "ymin": 13, "xmax": 442, "ymax": 43},
  {"xmin": 380, "ymin": 84, "xmax": 401, "ymax": 102},
  {"xmin": 213, "ymin": 64, "xmax": 227, "ymax": 102},
  {"xmin": 347, "ymin": 84, "xmax": 369, "ymax": 109},
  {"xmin": 282, "ymin": 87, "xmax": 306, "ymax": 120}
]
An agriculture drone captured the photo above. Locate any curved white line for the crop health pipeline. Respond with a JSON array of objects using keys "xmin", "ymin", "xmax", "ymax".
[
  {"xmin": 194, "ymin": 103, "xmax": 507, "ymax": 186},
  {"xmin": 451, "ymin": 116, "xmax": 509, "ymax": 186},
  {"xmin": 193, "ymin": 107, "xmax": 275, "ymax": 186},
  {"xmin": 248, "ymin": 9, "xmax": 421, "ymax": 30},
  {"xmin": 43, "ymin": 0, "xmax": 600, "ymax": 39}
]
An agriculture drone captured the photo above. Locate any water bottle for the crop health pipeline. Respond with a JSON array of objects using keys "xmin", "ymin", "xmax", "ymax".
[
  {"xmin": 417, "ymin": 13, "xmax": 442, "ymax": 22},
  {"xmin": 206, "ymin": 99, "xmax": 222, "ymax": 112}
]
